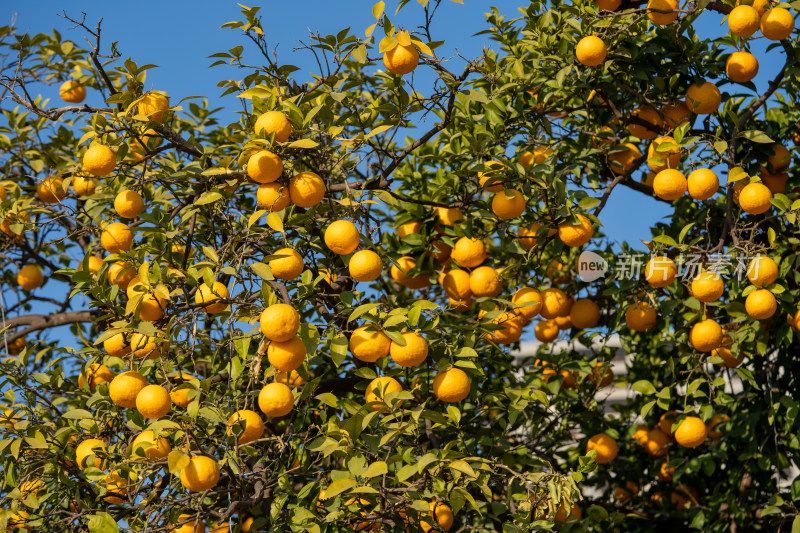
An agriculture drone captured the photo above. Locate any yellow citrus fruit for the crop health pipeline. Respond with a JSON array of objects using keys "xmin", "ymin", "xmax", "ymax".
[
  {"xmin": 626, "ymin": 302, "xmax": 657, "ymax": 331},
  {"xmin": 136, "ymin": 384, "xmax": 172, "ymax": 419},
  {"xmin": 747, "ymin": 256, "xmax": 778, "ymax": 287},
  {"xmin": 738, "ymin": 182, "xmax": 772, "ymax": 214},
  {"xmin": 442, "ymin": 269, "xmax": 472, "ymax": 301},
  {"xmin": 674, "ymin": 416, "xmax": 707, "ymax": 447},
  {"xmin": 227, "ymin": 409, "xmax": 266, "ymax": 444},
  {"xmin": 126, "ymin": 279, "xmax": 168, "ymax": 321},
  {"xmin": 138, "ymin": 91, "xmax": 169, "ymax": 121},
  {"xmin": 365, "ymin": 376, "xmax": 403, "ymax": 411},
  {"xmin": 85, "ymin": 256, "xmax": 104, "ymax": 277},
  {"xmin": 645, "ymin": 256, "xmax": 677, "ymax": 287},
  {"xmin": 692, "ymin": 271, "xmax": 724, "ymax": 302},
  {"xmin": 643, "ymin": 428, "xmax": 670, "ymax": 456},
  {"xmin": 256, "ymin": 182, "xmax": 291, "ymax": 211},
  {"xmin": 170, "ymin": 374, "xmax": 194, "ymax": 408},
  {"xmin": 260, "ymin": 304, "xmax": 300, "ymax": 342},
  {"xmin": 101, "ymin": 470, "xmax": 130, "ymax": 503},
  {"xmin": 109, "ymin": 371, "xmax": 148, "ymax": 408},
  {"xmin": 171, "ymin": 514, "xmax": 206, "ymax": 533},
  {"xmin": 397, "ymin": 221, "xmax": 422, "ymax": 238},
  {"xmin": 712, "ymin": 345, "xmax": 745, "ymax": 367},
  {"xmin": 690, "ymin": 319, "xmax": 723, "ymax": 352},
  {"xmin": 101, "ymin": 222, "xmax": 133, "ymax": 253},
  {"xmin": 648, "ymin": 0, "xmax": 679, "ymax": 24},
  {"xmin": 596, "ymin": 0, "xmax": 622, "ymax": 10},
  {"xmin": 255, "ymin": 111, "xmax": 292, "ymax": 143},
  {"xmin": 114, "ymin": 190, "xmax": 145, "ymax": 218},
  {"xmin": 435, "ymin": 206, "xmax": 464, "ymax": 225},
  {"xmin": 83, "ymin": 144, "xmax": 117, "ymax": 176},
  {"xmin": 659, "ymin": 411, "xmax": 678, "ymax": 438},
  {"xmin": 324, "ymin": 220, "xmax": 360, "ymax": 255},
  {"xmin": 350, "ymin": 325, "xmax": 391, "ymax": 362},
  {"xmin": 590, "ymin": 362, "xmax": 614, "ymax": 387},
  {"xmin": 75, "ymin": 438, "xmax": 106, "ymax": 469},
  {"xmin": 656, "ymin": 461, "xmax": 676, "ymax": 481},
  {"xmin": 383, "ymin": 43, "xmax": 420, "ymax": 75},
  {"xmin": 570, "ymin": 299, "xmax": 600, "ymax": 329},
  {"xmin": 60, "ymin": 80, "xmax": 86, "ymax": 103},
  {"xmin": 686, "ymin": 81, "xmax": 721, "ymax": 115},
  {"xmin": 390, "ymin": 256, "xmax": 430, "ymax": 289},
  {"xmin": 614, "ymin": 481, "xmax": 639, "ymax": 503},
  {"xmin": 726, "ymin": 51, "xmax": 759, "ymax": 83},
  {"xmin": 629, "ymin": 106, "xmax": 664, "ymax": 140},
  {"xmin": 180, "ymin": 455, "xmax": 220, "ymax": 492},
  {"xmin": 79, "ymin": 363, "xmax": 113, "ymax": 390},
  {"xmin": 661, "ymin": 101, "xmax": 692, "ymax": 129},
  {"xmin": 130, "ymin": 332, "xmax": 162, "ymax": 359},
  {"xmin": 539, "ymin": 288, "xmax": 570, "ymax": 319},
  {"xmin": 421, "ymin": 501, "xmax": 455, "ymax": 532},
  {"xmin": 586, "ymin": 433, "xmax": 618, "ymax": 463},
  {"xmin": 129, "ymin": 128, "xmax": 162, "ymax": 160},
  {"xmin": 487, "ymin": 311, "xmax": 524, "ymax": 345},
  {"xmin": 575, "ymin": 36, "xmax": 607, "ymax": 67},
  {"xmin": 647, "ymin": 136, "xmax": 680, "ymax": 172},
  {"xmin": 276, "ymin": 370, "xmax": 305, "ymax": 387},
  {"xmin": 764, "ymin": 143, "xmax": 791, "ymax": 172},
  {"xmin": 760, "ymin": 8, "xmax": 795, "ymax": 40},
  {"xmin": 17, "ymin": 264, "xmax": 43, "ymax": 290},
  {"xmin": 247, "ymin": 150, "xmax": 283, "ymax": 183},
  {"xmin": 72, "ymin": 173, "xmax": 97, "ymax": 196},
  {"xmin": 478, "ymin": 160, "xmax": 505, "ymax": 192},
  {"xmin": 451, "ymin": 237, "xmax": 486, "ymax": 268},
  {"xmin": 258, "ymin": 382, "xmax": 294, "ymax": 417},
  {"xmin": 745, "ymin": 288, "xmax": 777, "ymax": 320},
  {"xmin": 390, "ymin": 331, "xmax": 429, "ymax": 367},
  {"xmin": 555, "ymin": 315, "xmax": 573, "ymax": 330},
  {"xmin": 103, "ymin": 331, "xmax": 131, "ymax": 357},
  {"xmin": 36, "ymin": 176, "xmax": 67, "ymax": 203},
  {"xmin": 558, "ymin": 214, "xmax": 593, "ymax": 247},
  {"xmin": 469, "ymin": 266, "xmax": 502, "ymax": 298},
  {"xmin": 653, "ymin": 169, "xmax": 687, "ymax": 201},
  {"xmin": 728, "ymin": 4, "xmax": 760, "ymax": 36},
  {"xmin": 195, "ymin": 281, "xmax": 229, "ymax": 314},
  {"xmin": 108, "ymin": 261, "xmax": 136, "ymax": 289},
  {"xmin": 512, "ymin": 287, "xmax": 542, "ymax": 319},
  {"xmin": 267, "ymin": 336, "xmax": 306, "ymax": 371},
  {"xmin": 608, "ymin": 143, "xmax": 643, "ymax": 174},
  {"xmin": 433, "ymin": 368, "xmax": 471, "ymax": 402},
  {"xmin": 491, "ymin": 189, "xmax": 526, "ymax": 220},
  {"xmin": 761, "ymin": 172, "xmax": 789, "ymax": 196},
  {"xmin": 349, "ymin": 250, "xmax": 382, "ymax": 282},
  {"xmin": 687, "ymin": 168, "xmax": 719, "ymax": 200},
  {"xmin": 707, "ymin": 413, "xmax": 730, "ymax": 440},
  {"xmin": 289, "ymin": 171, "xmax": 325, "ymax": 208},
  {"xmin": 131, "ymin": 430, "xmax": 171, "ymax": 460},
  {"xmin": 269, "ymin": 248, "xmax": 304, "ymax": 280}
]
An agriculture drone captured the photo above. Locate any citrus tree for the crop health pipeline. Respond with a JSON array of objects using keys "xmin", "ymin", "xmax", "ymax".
[{"xmin": 2, "ymin": 0, "xmax": 800, "ymax": 531}]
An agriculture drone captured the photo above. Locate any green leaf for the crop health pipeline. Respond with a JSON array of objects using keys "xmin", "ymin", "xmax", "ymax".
[
  {"xmin": 740, "ymin": 130, "xmax": 774, "ymax": 143},
  {"xmin": 286, "ymin": 139, "xmax": 319, "ymax": 149},
  {"xmin": 64, "ymin": 409, "xmax": 93, "ymax": 420},
  {"xmin": 632, "ymin": 380, "xmax": 656, "ymax": 395},
  {"xmin": 330, "ymin": 333, "xmax": 348, "ymax": 367},
  {"xmin": 87, "ymin": 512, "xmax": 119, "ymax": 533},
  {"xmin": 363, "ymin": 461, "xmax": 388, "ymax": 478},
  {"xmin": 195, "ymin": 191, "xmax": 224, "ymax": 205},
  {"xmin": 325, "ymin": 477, "xmax": 357, "ymax": 498},
  {"xmin": 578, "ymin": 197, "xmax": 601, "ymax": 210},
  {"xmin": 167, "ymin": 450, "xmax": 190, "ymax": 474},
  {"xmin": 652, "ymin": 234, "xmax": 678, "ymax": 248}
]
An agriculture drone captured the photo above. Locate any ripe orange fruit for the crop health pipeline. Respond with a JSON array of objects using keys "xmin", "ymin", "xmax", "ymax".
[
  {"xmin": 383, "ymin": 43, "xmax": 419, "ymax": 75},
  {"xmin": 269, "ymin": 248, "xmax": 304, "ymax": 280},
  {"xmin": 180, "ymin": 455, "xmax": 220, "ymax": 492},
  {"xmin": 608, "ymin": 143, "xmax": 642, "ymax": 174},
  {"xmin": 83, "ymin": 144, "xmax": 117, "ymax": 176},
  {"xmin": 72, "ymin": 173, "xmax": 97, "ymax": 196},
  {"xmin": 656, "ymin": 461, "xmax": 676, "ymax": 481},
  {"xmin": 443, "ymin": 269, "xmax": 473, "ymax": 301},
  {"xmin": 227, "ymin": 409, "xmax": 266, "ymax": 444},
  {"xmin": 254, "ymin": 111, "xmax": 292, "ymax": 142},
  {"xmin": 643, "ymin": 428, "xmax": 670, "ymax": 456},
  {"xmin": 491, "ymin": 189, "xmax": 526, "ymax": 219},
  {"xmin": 256, "ymin": 182, "xmax": 291, "ymax": 211},
  {"xmin": 130, "ymin": 332, "xmax": 162, "ymax": 359},
  {"xmin": 629, "ymin": 106, "xmax": 664, "ymax": 140},
  {"xmin": 170, "ymin": 374, "xmax": 194, "ymax": 408},
  {"xmin": 131, "ymin": 430, "xmax": 171, "ymax": 460},
  {"xmin": 85, "ymin": 255, "xmax": 104, "ymax": 275},
  {"xmin": 276, "ymin": 370, "xmax": 305, "ymax": 387},
  {"xmin": 687, "ymin": 168, "xmax": 719, "ymax": 200},
  {"xmin": 17, "ymin": 264, "xmax": 43, "ymax": 290},
  {"xmin": 745, "ymin": 289, "xmax": 777, "ymax": 320},
  {"xmin": 103, "ymin": 331, "xmax": 131, "ymax": 357},
  {"xmin": 433, "ymin": 368, "xmax": 471, "ymax": 402},
  {"xmin": 653, "ymin": 169, "xmax": 687, "ymax": 201},
  {"xmin": 390, "ymin": 256, "xmax": 430, "ymax": 289},
  {"xmin": 570, "ymin": 299, "xmax": 600, "ymax": 329},
  {"xmin": 764, "ymin": 143, "xmax": 791, "ymax": 172},
  {"xmin": 661, "ymin": 101, "xmax": 692, "ymax": 129},
  {"xmin": 728, "ymin": 5, "xmax": 761, "ymax": 36},
  {"xmin": 614, "ymin": 481, "xmax": 639, "ymax": 503},
  {"xmin": 558, "ymin": 214, "xmax": 593, "ymax": 247},
  {"xmin": 626, "ymin": 302, "xmax": 657, "ymax": 331},
  {"xmin": 534, "ymin": 320, "xmax": 559, "ymax": 342},
  {"xmin": 658, "ymin": 411, "xmax": 678, "ymax": 438},
  {"xmin": 171, "ymin": 514, "xmax": 205, "ymax": 533},
  {"xmin": 540, "ymin": 288, "xmax": 571, "ymax": 319},
  {"xmin": 469, "ymin": 266, "xmax": 502, "ymax": 298},
  {"xmin": 78, "ymin": 363, "xmax": 113, "ymax": 390},
  {"xmin": 36, "ymin": 176, "xmax": 67, "ymax": 203},
  {"xmin": 738, "ymin": 182, "xmax": 772, "ymax": 214},
  {"xmin": 136, "ymin": 384, "xmax": 172, "ymax": 419},
  {"xmin": 760, "ymin": 8, "xmax": 795, "ymax": 40},
  {"xmin": 390, "ymin": 331, "xmax": 429, "ymax": 367},
  {"xmin": 75, "ymin": 438, "xmax": 107, "ymax": 469},
  {"xmin": 350, "ymin": 325, "xmax": 391, "ymax": 362},
  {"xmin": 451, "ymin": 237, "xmax": 487, "ymax": 268},
  {"xmin": 289, "ymin": 171, "xmax": 325, "ymax": 208},
  {"xmin": 435, "ymin": 206, "xmax": 464, "ymax": 225},
  {"xmin": 397, "ymin": 221, "xmax": 422, "ymax": 238},
  {"xmin": 674, "ymin": 416, "xmax": 707, "ymax": 447},
  {"xmin": 747, "ymin": 256, "xmax": 778, "ymax": 287},
  {"xmin": 647, "ymin": 0, "xmax": 679, "ymax": 25},
  {"xmin": 247, "ymin": 150, "xmax": 283, "ymax": 183},
  {"xmin": 712, "ymin": 346, "xmax": 745, "ymax": 367},
  {"xmin": 487, "ymin": 311, "xmax": 524, "ymax": 345},
  {"xmin": 647, "ymin": 136, "xmax": 680, "ymax": 172},
  {"xmin": 260, "ymin": 304, "xmax": 300, "ymax": 342},
  {"xmin": 60, "ymin": 80, "xmax": 86, "ymax": 103},
  {"xmin": 590, "ymin": 362, "xmax": 614, "ymax": 387},
  {"xmin": 575, "ymin": 36, "xmax": 607, "ymax": 67},
  {"xmin": 645, "ymin": 256, "xmax": 677, "ymax": 287},
  {"xmin": 267, "ymin": 336, "xmax": 306, "ymax": 371},
  {"xmin": 691, "ymin": 271, "xmax": 724, "ymax": 302},
  {"xmin": 512, "ymin": 287, "xmax": 542, "ymax": 319},
  {"xmin": 596, "ymin": 0, "xmax": 622, "ymax": 10},
  {"xmin": 478, "ymin": 160, "xmax": 505, "ymax": 192},
  {"xmin": 707, "ymin": 413, "xmax": 730, "ymax": 440},
  {"xmin": 421, "ymin": 501, "xmax": 455, "ymax": 532},
  {"xmin": 685, "ymin": 81, "xmax": 721, "ymax": 115},
  {"xmin": 586, "ymin": 433, "xmax": 618, "ymax": 463},
  {"xmin": 258, "ymin": 382, "xmax": 294, "ymax": 417},
  {"xmin": 109, "ymin": 371, "xmax": 148, "ymax": 408},
  {"xmin": 726, "ymin": 51, "xmax": 759, "ymax": 83},
  {"xmin": 101, "ymin": 222, "xmax": 133, "ymax": 253},
  {"xmin": 114, "ymin": 190, "xmax": 145, "ymax": 219},
  {"xmin": 690, "ymin": 319, "xmax": 723, "ymax": 352},
  {"xmin": 324, "ymin": 220, "xmax": 360, "ymax": 255},
  {"xmin": 138, "ymin": 91, "xmax": 169, "ymax": 121},
  {"xmin": 194, "ymin": 281, "xmax": 229, "ymax": 314},
  {"xmin": 349, "ymin": 250, "xmax": 382, "ymax": 282},
  {"xmin": 365, "ymin": 376, "xmax": 403, "ymax": 411},
  {"xmin": 108, "ymin": 261, "xmax": 136, "ymax": 289}
]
